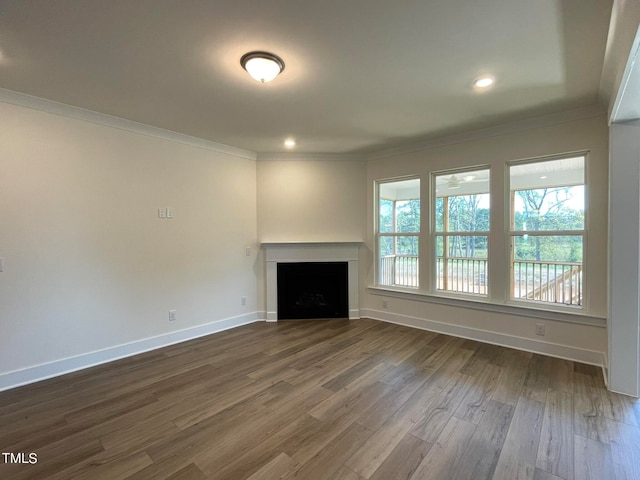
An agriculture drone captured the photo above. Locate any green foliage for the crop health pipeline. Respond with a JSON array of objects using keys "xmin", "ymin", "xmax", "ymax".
[
  {"xmin": 436, "ymin": 194, "xmax": 489, "ymax": 258},
  {"xmin": 396, "ymin": 199, "xmax": 420, "ymax": 233},
  {"xmin": 381, "ymin": 187, "xmax": 583, "ymax": 263},
  {"xmin": 514, "ymin": 187, "xmax": 583, "ymax": 262},
  {"xmin": 513, "ymin": 235, "xmax": 582, "ymax": 262},
  {"xmin": 379, "ymin": 199, "xmax": 394, "ymax": 233},
  {"xmin": 379, "ymin": 199, "xmax": 420, "ymax": 256}
]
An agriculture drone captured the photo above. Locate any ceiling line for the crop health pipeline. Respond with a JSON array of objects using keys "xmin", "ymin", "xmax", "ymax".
[{"xmin": 0, "ymin": 88, "xmax": 257, "ymax": 160}]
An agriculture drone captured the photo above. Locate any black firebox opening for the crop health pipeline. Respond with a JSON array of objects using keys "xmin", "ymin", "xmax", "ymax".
[{"xmin": 277, "ymin": 262, "xmax": 348, "ymax": 320}]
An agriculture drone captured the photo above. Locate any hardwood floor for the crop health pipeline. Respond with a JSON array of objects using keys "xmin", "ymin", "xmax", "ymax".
[{"xmin": 1, "ymin": 318, "xmax": 639, "ymax": 480}]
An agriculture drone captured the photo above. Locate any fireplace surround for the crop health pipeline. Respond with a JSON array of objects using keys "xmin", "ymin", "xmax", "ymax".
[{"xmin": 263, "ymin": 242, "xmax": 360, "ymax": 321}]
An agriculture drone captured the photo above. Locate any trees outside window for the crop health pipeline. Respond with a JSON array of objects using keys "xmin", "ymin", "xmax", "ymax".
[
  {"xmin": 434, "ymin": 169, "xmax": 490, "ymax": 296},
  {"xmin": 509, "ymin": 156, "xmax": 585, "ymax": 306},
  {"xmin": 377, "ymin": 178, "xmax": 420, "ymax": 288},
  {"xmin": 375, "ymin": 154, "xmax": 586, "ymax": 311}
]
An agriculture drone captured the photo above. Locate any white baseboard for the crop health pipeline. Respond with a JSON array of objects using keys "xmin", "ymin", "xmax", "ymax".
[
  {"xmin": 0, "ymin": 312, "xmax": 264, "ymax": 392},
  {"xmin": 361, "ymin": 308, "xmax": 606, "ymax": 368},
  {"xmin": 1, "ymin": 309, "xmax": 607, "ymax": 393}
]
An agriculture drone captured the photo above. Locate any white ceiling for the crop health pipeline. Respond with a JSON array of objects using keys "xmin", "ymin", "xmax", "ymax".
[{"xmin": 0, "ymin": 0, "xmax": 613, "ymax": 154}]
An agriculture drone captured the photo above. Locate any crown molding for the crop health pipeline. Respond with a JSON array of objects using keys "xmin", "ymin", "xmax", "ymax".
[
  {"xmin": 257, "ymin": 152, "xmax": 366, "ymax": 162},
  {"xmin": 1, "ymin": 88, "xmax": 607, "ymax": 162},
  {"xmin": 0, "ymin": 88, "xmax": 257, "ymax": 160},
  {"xmin": 368, "ymin": 104, "xmax": 607, "ymax": 161}
]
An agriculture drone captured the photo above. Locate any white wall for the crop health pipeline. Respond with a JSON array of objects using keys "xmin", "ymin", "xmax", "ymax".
[
  {"xmin": 257, "ymin": 154, "xmax": 367, "ymax": 243},
  {"xmin": 0, "ymin": 100, "xmax": 613, "ymax": 389},
  {"xmin": 363, "ymin": 114, "xmax": 609, "ymax": 365},
  {"xmin": 0, "ymin": 100, "xmax": 259, "ymax": 389},
  {"xmin": 609, "ymin": 120, "xmax": 640, "ymax": 396}
]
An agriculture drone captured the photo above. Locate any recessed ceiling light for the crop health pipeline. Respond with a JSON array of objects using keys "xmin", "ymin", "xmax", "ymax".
[
  {"xmin": 284, "ymin": 138, "xmax": 296, "ymax": 148},
  {"xmin": 473, "ymin": 75, "xmax": 495, "ymax": 89},
  {"xmin": 240, "ymin": 51, "xmax": 285, "ymax": 83}
]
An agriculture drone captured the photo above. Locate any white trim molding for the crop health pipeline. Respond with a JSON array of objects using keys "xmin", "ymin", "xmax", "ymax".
[
  {"xmin": 368, "ymin": 287, "xmax": 606, "ymax": 327},
  {"xmin": 0, "ymin": 88, "xmax": 257, "ymax": 160},
  {"xmin": 608, "ymin": 122, "xmax": 640, "ymax": 398},
  {"xmin": 369, "ymin": 105, "xmax": 606, "ymax": 161},
  {"xmin": 0, "ymin": 312, "xmax": 264, "ymax": 393},
  {"xmin": 361, "ymin": 308, "xmax": 606, "ymax": 369},
  {"xmin": 262, "ymin": 242, "xmax": 361, "ymax": 321},
  {"xmin": 257, "ymin": 153, "xmax": 366, "ymax": 162}
]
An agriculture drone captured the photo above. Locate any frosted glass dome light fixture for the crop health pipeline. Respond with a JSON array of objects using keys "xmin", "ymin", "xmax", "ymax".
[
  {"xmin": 240, "ymin": 51, "xmax": 285, "ymax": 83},
  {"xmin": 473, "ymin": 75, "xmax": 495, "ymax": 89}
]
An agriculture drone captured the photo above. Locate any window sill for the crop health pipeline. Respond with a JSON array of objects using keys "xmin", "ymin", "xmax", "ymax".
[{"xmin": 367, "ymin": 286, "xmax": 606, "ymax": 327}]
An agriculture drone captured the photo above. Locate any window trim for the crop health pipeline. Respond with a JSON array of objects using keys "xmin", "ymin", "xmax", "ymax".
[
  {"xmin": 374, "ymin": 176, "xmax": 421, "ymax": 289},
  {"xmin": 430, "ymin": 165, "xmax": 491, "ymax": 299},
  {"xmin": 371, "ymin": 150, "xmax": 592, "ymax": 318},
  {"xmin": 506, "ymin": 152, "xmax": 587, "ymax": 310},
  {"xmin": 367, "ymin": 285, "xmax": 605, "ymax": 327}
]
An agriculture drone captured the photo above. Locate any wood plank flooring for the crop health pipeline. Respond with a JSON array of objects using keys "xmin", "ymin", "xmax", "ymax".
[{"xmin": 1, "ymin": 318, "xmax": 639, "ymax": 480}]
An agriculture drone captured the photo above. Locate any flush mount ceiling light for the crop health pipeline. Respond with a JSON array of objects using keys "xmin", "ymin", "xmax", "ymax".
[
  {"xmin": 284, "ymin": 138, "xmax": 296, "ymax": 148},
  {"xmin": 240, "ymin": 51, "xmax": 285, "ymax": 83},
  {"xmin": 473, "ymin": 75, "xmax": 495, "ymax": 89}
]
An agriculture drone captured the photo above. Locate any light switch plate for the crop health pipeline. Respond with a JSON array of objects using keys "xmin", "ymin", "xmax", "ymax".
[{"xmin": 158, "ymin": 208, "xmax": 166, "ymax": 218}]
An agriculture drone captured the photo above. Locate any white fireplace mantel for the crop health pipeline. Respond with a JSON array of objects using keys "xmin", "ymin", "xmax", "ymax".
[{"xmin": 262, "ymin": 242, "xmax": 361, "ymax": 321}]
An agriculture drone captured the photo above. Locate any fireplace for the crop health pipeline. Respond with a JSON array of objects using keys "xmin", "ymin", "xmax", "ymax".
[
  {"xmin": 262, "ymin": 242, "xmax": 360, "ymax": 321},
  {"xmin": 277, "ymin": 262, "xmax": 348, "ymax": 319}
]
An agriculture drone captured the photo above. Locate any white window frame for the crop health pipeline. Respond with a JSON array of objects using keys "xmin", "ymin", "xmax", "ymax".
[
  {"xmin": 375, "ymin": 176, "xmax": 420, "ymax": 290},
  {"xmin": 431, "ymin": 166, "xmax": 491, "ymax": 299},
  {"xmin": 507, "ymin": 153, "xmax": 586, "ymax": 310},
  {"xmin": 369, "ymin": 150, "xmax": 599, "ymax": 325}
]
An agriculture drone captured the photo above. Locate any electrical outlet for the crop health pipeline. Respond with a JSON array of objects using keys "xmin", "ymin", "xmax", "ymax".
[
  {"xmin": 169, "ymin": 310, "xmax": 177, "ymax": 322},
  {"xmin": 535, "ymin": 323, "xmax": 545, "ymax": 336},
  {"xmin": 241, "ymin": 296, "xmax": 247, "ymax": 306},
  {"xmin": 382, "ymin": 300, "xmax": 388, "ymax": 309},
  {"xmin": 245, "ymin": 247, "xmax": 252, "ymax": 256}
]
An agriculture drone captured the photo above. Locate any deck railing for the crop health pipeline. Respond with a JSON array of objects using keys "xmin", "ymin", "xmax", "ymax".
[
  {"xmin": 436, "ymin": 257, "xmax": 488, "ymax": 295},
  {"xmin": 380, "ymin": 255, "xmax": 419, "ymax": 287},
  {"xmin": 381, "ymin": 255, "xmax": 582, "ymax": 305},
  {"xmin": 513, "ymin": 260, "xmax": 582, "ymax": 306}
]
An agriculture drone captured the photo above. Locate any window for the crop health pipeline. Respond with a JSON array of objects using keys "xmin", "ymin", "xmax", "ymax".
[
  {"xmin": 373, "ymin": 152, "xmax": 590, "ymax": 315},
  {"xmin": 434, "ymin": 169, "xmax": 490, "ymax": 295},
  {"xmin": 377, "ymin": 178, "xmax": 420, "ymax": 288},
  {"xmin": 509, "ymin": 155, "xmax": 584, "ymax": 307}
]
